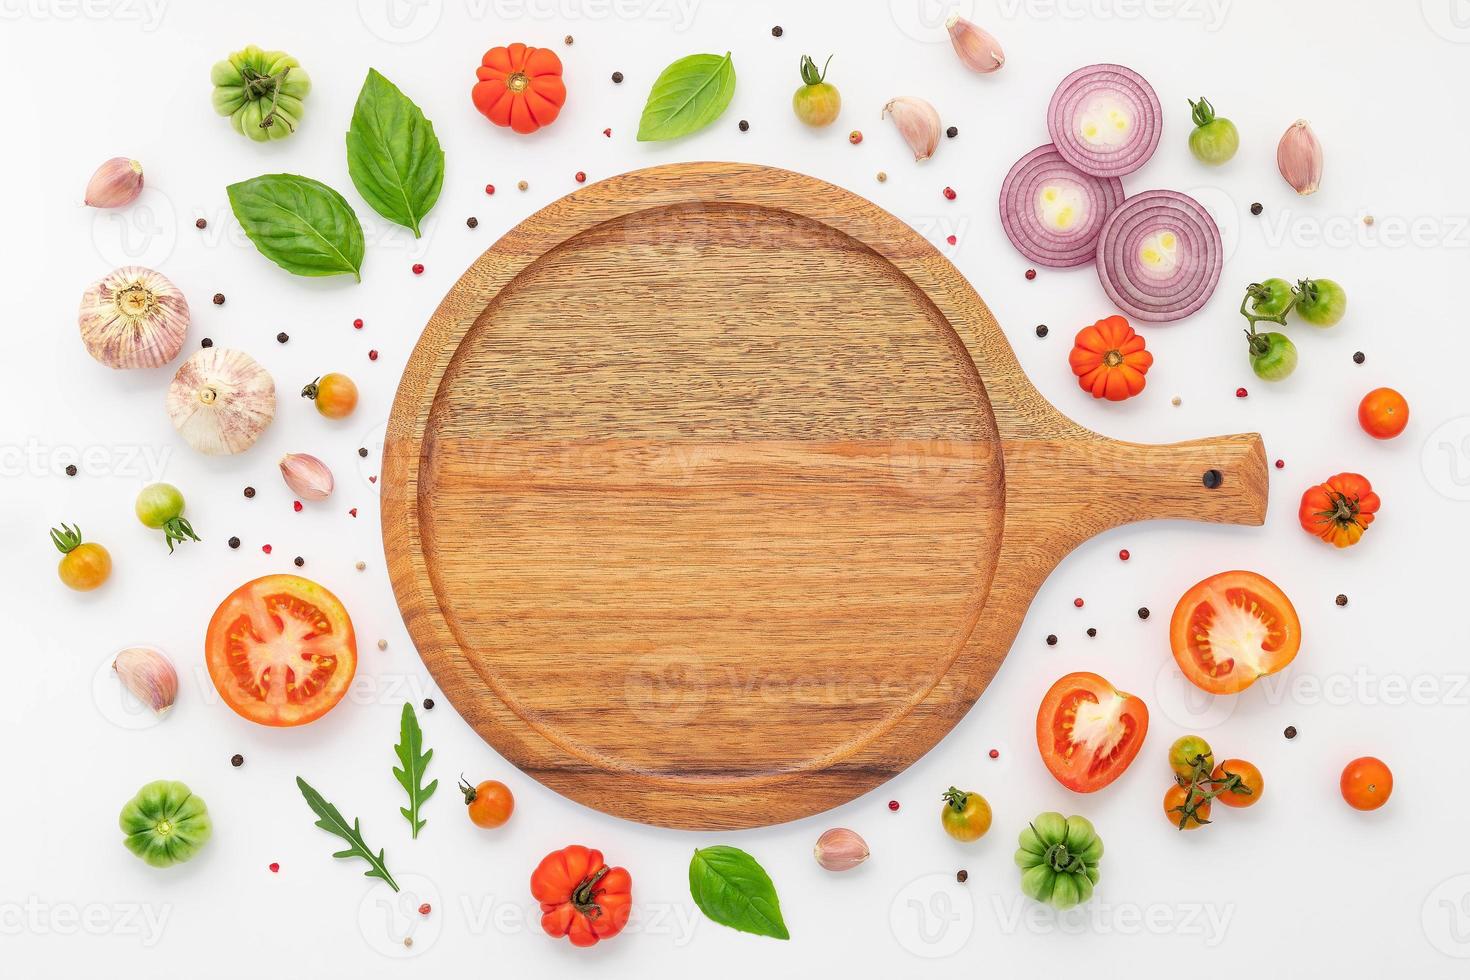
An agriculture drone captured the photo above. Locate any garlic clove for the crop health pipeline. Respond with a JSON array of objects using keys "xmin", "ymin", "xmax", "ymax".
[
  {"xmin": 85, "ymin": 157, "xmax": 145, "ymax": 208},
  {"xmin": 882, "ymin": 96, "xmax": 942, "ymax": 162},
  {"xmin": 813, "ymin": 827, "xmax": 870, "ymax": 872},
  {"xmin": 1277, "ymin": 119, "xmax": 1323, "ymax": 196},
  {"xmin": 946, "ymin": 13, "xmax": 1004, "ymax": 74},
  {"xmin": 113, "ymin": 646, "xmax": 178, "ymax": 716},
  {"xmin": 280, "ymin": 452, "xmax": 334, "ymax": 501},
  {"xmin": 167, "ymin": 348, "xmax": 276, "ymax": 455},
  {"xmin": 78, "ymin": 266, "xmax": 190, "ymax": 370}
]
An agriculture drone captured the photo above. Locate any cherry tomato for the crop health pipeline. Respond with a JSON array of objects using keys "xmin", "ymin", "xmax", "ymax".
[
  {"xmin": 1170, "ymin": 570, "xmax": 1301, "ymax": 695},
  {"xmin": 1212, "ymin": 759, "xmax": 1263, "ymax": 808},
  {"xmin": 1248, "ymin": 278, "xmax": 1295, "ymax": 319},
  {"xmin": 204, "ymin": 575, "xmax": 356, "ymax": 726},
  {"xmin": 939, "ymin": 787, "xmax": 992, "ymax": 842},
  {"xmin": 1164, "ymin": 784, "xmax": 1211, "ymax": 830},
  {"xmin": 792, "ymin": 55, "xmax": 840, "ymax": 127},
  {"xmin": 301, "ymin": 373, "xmax": 359, "ymax": 419},
  {"xmin": 1168, "ymin": 735, "xmax": 1214, "ymax": 782},
  {"xmin": 1249, "ymin": 331, "xmax": 1297, "ymax": 381},
  {"xmin": 1341, "ymin": 757, "xmax": 1392, "ymax": 811},
  {"xmin": 460, "ymin": 777, "xmax": 514, "ymax": 828},
  {"xmin": 1187, "ymin": 98, "xmax": 1238, "ymax": 165},
  {"xmin": 1294, "ymin": 278, "xmax": 1346, "ymax": 327},
  {"xmin": 51, "ymin": 523, "xmax": 111, "ymax": 591},
  {"xmin": 1358, "ymin": 387, "xmax": 1409, "ymax": 440},
  {"xmin": 1036, "ymin": 671, "xmax": 1149, "ymax": 793}
]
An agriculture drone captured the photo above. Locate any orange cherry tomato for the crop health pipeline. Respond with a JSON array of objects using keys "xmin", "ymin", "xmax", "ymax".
[
  {"xmin": 1341, "ymin": 757, "xmax": 1392, "ymax": 811},
  {"xmin": 531, "ymin": 845, "xmax": 632, "ymax": 947},
  {"xmin": 1163, "ymin": 784, "xmax": 1211, "ymax": 830},
  {"xmin": 1169, "ymin": 570, "xmax": 1301, "ymax": 695},
  {"xmin": 472, "ymin": 43, "xmax": 566, "ymax": 134},
  {"xmin": 1069, "ymin": 315, "xmax": 1153, "ymax": 401},
  {"xmin": 301, "ymin": 373, "xmax": 358, "ymax": 419},
  {"xmin": 1036, "ymin": 671, "xmax": 1149, "ymax": 793},
  {"xmin": 51, "ymin": 523, "xmax": 111, "ymax": 591},
  {"xmin": 1211, "ymin": 758, "xmax": 1263, "ymax": 808},
  {"xmin": 1299, "ymin": 472, "xmax": 1380, "ymax": 548},
  {"xmin": 1358, "ymin": 387, "xmax": 1409, "ymax": 440},
  {"xmin": 460, "ymin": 777, "xmax": 514, "ymax": 828},
  {"xmin": 204, "ymin": 575, "xmax": 356, "ymax": 727}
]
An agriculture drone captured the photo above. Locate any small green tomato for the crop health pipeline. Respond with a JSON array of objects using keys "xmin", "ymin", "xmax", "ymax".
[
  {"xmin": 792, "ymin": 54, "xmax": 841, "ymax": 127},
  {"xmin": 120, "ymin": 780, "xmax": 212, "ymax": 868},
  {"xmin": 1187, "ymin": 97, "xmax": 1238, "ymax": 166},
  {"xmin": 135, "ymin": 483, "xmax": 201, "ymax": 553},
  {"xmin": 1248, "ymin": 278, "xmax": 1296, "ymax": 319},
  {"xmin": 1248, "ymin": 331, "xmax": 1298, "ymax": 381},
  {"xmin": 1295, "ymin": 278, "xmax": 1347, "ymax": 327},
  {"xmin": 211, "ymin": 45, "xmax": 310, "ymax": 142}
]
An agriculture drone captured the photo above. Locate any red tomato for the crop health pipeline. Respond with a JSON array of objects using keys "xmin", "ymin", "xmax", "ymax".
[
  {"xmin": 531, "ymin": 845, "xmax": 632, "ymax": 947},
  {"xmin": 1169, "ymin": 570, "xmax": 1301, "ymax": 695},
  {"xmin": 205, "ymin": 575, "xmax": 357, "ymax": 726},
  {"xmin": 1036, "ymin": 671, "xmax": 1149, "ymax": 793},
  {"xmin": 1341, "ymin": 757, "xmax": 1392, "ymax": 811},
  {"xmin": 1358, "ymin": 387, "xmax": 1409, "ymax": 439}
]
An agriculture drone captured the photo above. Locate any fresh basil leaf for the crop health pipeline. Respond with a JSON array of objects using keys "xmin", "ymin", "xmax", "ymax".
[
  {"xmin": 637, "ymin": 52, "xmax": 736, "ymax": 142},
  {"xmin": 227, "ymin": 174, "xmax": 364, "ymax": 281},
  {"xmin": 688, "ymin": 845, "xmax": 789, "ymax": 940},
  {"xmin": 346, "ymin": 68, "xmax": 444, "ymax": 238}
]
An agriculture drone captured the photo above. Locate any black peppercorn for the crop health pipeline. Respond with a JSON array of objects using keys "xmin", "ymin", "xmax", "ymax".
[
  {"xmin": 771, "ymin": 25, "xmax": 783, "ymax": 36},
  {"xmin": 231, "ymin": 754, "xmax": 244, "ymax": 767},
  {"xmin": 1335, "ymin": 594, "xmax": 1348, "ymax": 607},
  {"xmin": 196, "ymin": 218, "xmax": 207, "ymax": 229},
  {"xmin": 611, "ymin": 71, "xmax": 624, "ymax": 83},
  {"xmin": 1137, "ymin": 607, "xmax": 1150, "ymax": 620},
  {"xmin": 243, "ymin": 486, "xmax": 256, "ymax": 498},
  {"xmin": 946, "ymin": 126, "xmax": 958, "ymax": 138},
  {"xmin": 294, "ymin": 556, "xmax": 304, "ymax": 567},
  {"xmin": 212, "ymin": 293, "xmax": 225, "ymax": 305},
  {"xmin": 276, "ymin": 332, "xmax": 289, "ymax": 343},
  {"xmin": 1045, "ymin": 634, "xmax": 1057, "ymax": 646},
  {"xmin": 65, "ymin": 464, "xmax": 77, "ymax": 477},
  {"xmin": 1202, "ymin": 468, "xmax": 1223, "ymax": 489},
  {"xmin": 358, "ymin": 447, "xmax": 369, "ymax": 458},
  {"xmin": 1353, "ymin": 351, "xmax": 1365, "ymax": 364},
  {"xmin": 228, "ymin": 536, "xmax": 240, "ymax": 549},
  {"xmin": 466, "ymin": 216, "xmax": 478, "ymax": 228},
  {"xmin": 956, "ymin": 869, "xmax": 968, "ymax": 883},
  {"xmin": 1086, "ymin": 627, "xmax": 1097, "ymax": 638},
  {"xmin": 201, "ymin": 337, "xmax": 213, "ymax": 348},
  {"xmin": 423, "ymin": 698, "xmax": 435, "ymax": 710},
  {"xmin": 1035, "ymin": 324, "xmax": 1049, "ymax": 338},
  {"xmin": 1250, "ymin": 202, "xmax": 1263, "ymax": 215},
  {"xmin": 738, "ymin": 120, "xmax": 749, "ymax": 132},
  {"xmin": 1284, "ymin": 725, "xmax": 1297, "ymax": 740}
]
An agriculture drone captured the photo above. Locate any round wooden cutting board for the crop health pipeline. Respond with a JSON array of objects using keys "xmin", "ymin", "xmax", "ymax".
[{"xmin": 383, "ymin": 162, "xmax": 1266, "ymax": 830}]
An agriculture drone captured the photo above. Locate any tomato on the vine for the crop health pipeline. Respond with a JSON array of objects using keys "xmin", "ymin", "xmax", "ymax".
[
  {"xmin": 940, "ymin": 787, "xmax": 992, "ymax": 842},
  {"xmin": 1168, "ymin": 735, "xmax": 1214, "ymax": 782},
  {"xmin": 1036, "ymin": 671, "xmax": 1149, "ymax": 793},
  {"xmin": 1169, "ymin": 570, "xmax": 1301, "ymax": 694},
  {"xmin": 1341, "ymin": 757, "xmax": 1392, "ymax": 811},
  {"xmin": 1212, "ymin": 759, "xmax": 1263, "ymax": 808},
  {"xmin": 1164, "ymin": 784, "xmax": 1210, "ymax": 830}
]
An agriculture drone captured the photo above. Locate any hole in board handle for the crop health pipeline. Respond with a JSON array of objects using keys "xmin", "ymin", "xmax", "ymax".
[{"xmin": 1201, "ymin": 468, "xmax": 1223, "ymax": 489}]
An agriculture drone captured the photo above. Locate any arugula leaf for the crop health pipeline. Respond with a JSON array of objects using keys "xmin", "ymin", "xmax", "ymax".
[
  {"xmin": 227, "ymin": 174, "xmax": 364, "ymax": 280},
  {"xmin": 345, "ymin": 68, "xmax": 444, "ymax": 238},
  {"xmin": 295, "ymin": 776, "xmax": 399, "ymax": 891},
  {"xmin": 392, "ymin": 701, "xmax": 437, "ymax": 838},
  {"xmin": 688, "ymin": 845, "xmax": 788, "ymax": 940},
  {"xmin": 636, "ymin": 52, "xmax": 736, "ymax": 142}
]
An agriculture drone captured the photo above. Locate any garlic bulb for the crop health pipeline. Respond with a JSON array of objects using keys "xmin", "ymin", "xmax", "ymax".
[
  {"xmin": 167, "ymin": 348, "xmax": 275, "ymax": 455},
  {"xmin": 1277, "ymin": 119, "xmax": 1322, "ymax": 196},
  {"xmin": 78, "ymin": 266, "xmax": 189, "ymax": 369},
  {"xmin": 946, "ymin": 14, "xmax": 1004, "ymax": 74},
  {"xmin": 813, "ymin": 827, "xmax": 870, "ymax": 872},
  {"xmin": 85, "ymin": 157, "xmax": 145, "ymax": 208},
  {"xmin": 882, "ymin": 97, "xmax": 941, "ymax": 162},
  {"xmin": 279, "ymin": 452, "xmax": 334, "ymax": 501},
  {"xmin": 114, "ymin": 646, "xmax": 178, "ymax": 716}
]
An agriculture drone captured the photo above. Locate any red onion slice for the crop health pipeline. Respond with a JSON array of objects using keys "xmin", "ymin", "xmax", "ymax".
[
  {"xmin": 999, "ymin": 144, "xmax": 1125, "ymax": 268},
  {"xmin": 1047, "ymin": 64, "xmax": 1162, "ymax": 178},
  {"xmin": 1095, "ymin": 190, "xmax": 1222, "ymax": 322}
]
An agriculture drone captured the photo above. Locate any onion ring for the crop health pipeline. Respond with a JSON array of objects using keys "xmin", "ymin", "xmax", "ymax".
[
  {"xmin": 1047, "ymin": 64, "xmax": 1162, "ymax": 178},
  {"xmin": 999, "ymin": 144, "xmax": 1125, "ymax": 268},
  {"xmin": 1095, "ymin": 190, "xmax": 1223, "ymax": 322}
]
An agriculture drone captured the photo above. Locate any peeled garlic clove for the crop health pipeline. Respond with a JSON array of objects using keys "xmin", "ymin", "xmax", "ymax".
[
  {"xmin": 78, "ymin": 266, "xmax": 189, "ymax": 370},
  {"xmin": 85, "ymin": 157, "xmax": 145, "ymax": 208},
  {"xmin": 882, "ymin": 96, "xmax": 941, "ymax": 162},
  {"xmin": 167, "ymin": 348, "xmax": 276, "ymax": 455},
  {"xmin": 946, "ymin": 14, "xmax": 1004, "ymax": 74},
  {"xmin": 813, "ymin": 827, "xmax": 870, "ymax": 872},
  {"xmin": 114, "ymin": 646, "xmax": 178, "ymax": 716},
  {"xmin": 1277, "ymin": 119, "xmax": 1323, "ymax": 196},
  {"xmin": 280, "ymin": 452, "xmax": 334, "ymax": 501}
]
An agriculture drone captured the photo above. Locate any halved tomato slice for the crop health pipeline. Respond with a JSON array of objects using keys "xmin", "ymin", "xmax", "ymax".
[
  {"xmin": 205, "ymin": 574, "xmax": 357, "ymax": 727},
  {"xmin": 1036, "ymin": 671, "xmax": 1148, "ymax": 793},
  {"xmin": 1169, "ymin": 570, "xmax": 1300, "ymax": 695}
]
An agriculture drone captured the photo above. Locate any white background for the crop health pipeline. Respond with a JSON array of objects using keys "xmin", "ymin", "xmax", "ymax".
[{"xmin": 4, "ymin": 0, "xmax": 1470, "ymax": 976}]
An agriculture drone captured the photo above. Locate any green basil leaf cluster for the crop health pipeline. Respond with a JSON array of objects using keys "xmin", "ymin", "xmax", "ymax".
[
  {"xmin": 688, "ymin": 845, "xmax": 789, "ymax": 939},
  {"xmin": 346, "ymin": 68, "xmax": 444, "ymax": 238},
  {"xmin": 227, "ymin": 174, "xmax": 365, "ymax": 280},
  {"xmin": 637, "ymin": 52, "xmax": 736, "ymax": 141}
]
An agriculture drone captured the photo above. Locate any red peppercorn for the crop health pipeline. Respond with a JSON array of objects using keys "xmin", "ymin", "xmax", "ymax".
[
  {"xmin": 485, "ymin": 184, "xmax": 495, "ymax": 195},
  {"xmin": 418, "ymin": 903, "xmax": 431, "ymax": 916},
  {"xmin": 1119, "ymin": 549, "xmax": 1130, "ymax": 561},
  {"xmin": 1024, "ymin": 269, "xmax": 1037, "ymax": 280},
  {"xmin": 269, "ymin": 862, "xmax": 280, "ymax": 873},
  {"xmin": 262, "ymin": 544, "xmax": 272, "ymax": 554},
  {"xmin": 1073, "ymin": 597, "xmax": 1084, "ymax": 608},
  {"xmin": 412, "ymin": 263, "xmax": 424, "ymax": 275},
  {"xmin": 603, "ymin": 128, "xmax": 612, "ymax": 137},
  {"xmin": 1275, "ymin": 459, "xmax": 1284, "ymax": 469},
  {"xmin": 942, "ymin": 186, "xmax": 957, "ymax": 200},
  {"xmin": 349, "ymin": 507, "xmax": 358, "ymax": 517},
  {"xmin": 1236, "ymin": 387, "xmax": 1248, "ymax": 398},
  {"xmin": 293, "ymin": 500, "xmax": 303, "ymax": 513},
  {"xmin": 848, "ymin": 130, "xmax": 863, "ymax": 145},
  {"xmin": 368, "ymin": 349, "xmax": 379, "ymax": 361},
  {"xmin": 888, "ymin": 800, "xmax": 899, "ymax": 812},
  {"xmin": 988, "ymin": 748, "xmax": 999, "ymax": 759},
  {"xmin": 946, "ymin": 234, "xmax": 957, "ymax": 245},
  {"xmin": 353, "ymin": 318, "xmax": 364, "ymax": 329},
  {"xmin": 575, "ymin": 171, "xmax": 587, "ymax": 183}
]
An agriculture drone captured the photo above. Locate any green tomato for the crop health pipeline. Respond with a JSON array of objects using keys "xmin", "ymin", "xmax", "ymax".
[
  {"xmin": 1015, "ymin": 812, "xmax": 1102, "ymax": 910},
  {"xmin": 120, "ymin": 780, "xmax": 212, "ymax": 868},
  {"xmin": 1187, "ymin": 97, "xmax": 1238, "ymax": 165},
  {"xmin": 211, "ymin": 45, "xmax": 310, "ymax": 142},
  {"xmin": 1168, "ymin": 735, "xmax": 1214, "ymax": 781},
  {"xmin": 792, "ymin": 54, "xmax": 840, "ymax": 127},
  {"xmin": 1249, "ymin": 331, "xmax": 1298, "ymax": 381},
  {"xmin": 1248, "ymin": 278, "xmax": 1295, "ymax": 319},
  {"xmin": 134, "ymin": 483, "xmax": 201, "ymax": 553},
  {"xmin": 1295, "ymin": 278, "xmax": 1347, "ymax": 327}
]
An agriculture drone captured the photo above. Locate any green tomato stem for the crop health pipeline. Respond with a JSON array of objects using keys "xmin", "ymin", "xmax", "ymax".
[
  {"xmin": 1188, "ymin": 96, "xmax": 1215, "ymax": 128},
  {"xmin": 942, "ymin": 787, "xmax": 969, "ymax": 811},
  {"xmin": 1239, "ymin": 286, "xmax": 1295, "ymax": 337}
]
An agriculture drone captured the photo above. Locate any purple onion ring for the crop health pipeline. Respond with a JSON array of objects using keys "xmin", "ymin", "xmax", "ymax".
[
  {"xmin": 1095, "ymin": 190, "xmax": 1223, "ymax": 322},
  {"xmin": 999, "ymin": 144, "xmax": 1125, "ymax": 268},
  {"xmin": 1047, "ymin": 64, "xmax": 1162, "ymax": 178}
]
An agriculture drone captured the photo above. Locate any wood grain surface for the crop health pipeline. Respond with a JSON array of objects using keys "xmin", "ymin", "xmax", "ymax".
[{"xmin": 382, "ymin": 162, "xmax": 1267, "ymax": 830}]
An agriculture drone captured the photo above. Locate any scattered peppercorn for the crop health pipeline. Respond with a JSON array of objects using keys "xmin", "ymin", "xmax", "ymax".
[
  {"xmin": 1284, "ymin": 725, "xmax": 1297, "ymax": 740},
  {"xmin": 1353, "ymin": 351, "xmax": 1365, "ymax": 364},
  {"xmin": 353, "ymin": 318, "xmax": 364, "ymax": 329},
  {"xmin": 946, "ymin": 125, "xmax": 958, "ymax": 138},
  {"xmin": 946, "ymin": 234, "xmax": 957, "ymax": 246},
  {"xmin": 213, "ymin": 293, "xmax": 225, "ymax": 305},
  {"xmin": 359, "ymin": 447, "xmax": 369, "ymax": 457},
  {"xmin": 404, "ymin": 938, "xmax": 414, "ymax": 949},
  {"xmin": 228, "ymin": 536, "xmax": 240, "ymax": 549},
  {"xmin": 876, "ymin": 171, "xmax": 887, "ymax": 182},
  {"xmin": 243, "ymin": 486, "xmax": 256, "ymax": 498},
  {"xmin": 1202, "ymin": 469, "xmax": 1223, "ymax": 489},
  {"xmin": 603, "ymin": 127, "xmax": 612, "ymax": 137},
  {"xmin": 485, "ymin": 183, "xmax": 495, "ymax": 195},
  {"xmin": 849, "ymin": 130, "xmax": 863, "ymax": 144},
  {"xmin": 1024, "ymin": 269, "xmax": 1036, "ymax": 280},
  {"xmin": 1363, "ymin": 215, "xmax": 1375, "ymax": 226},
  {"xmin": 611, "ymin": 71, "xmax": 623, "ymax": 83},
  {"xmin": 231, "ymin": 754, "xmax": 243, "ymax": 767},
  {"xmin": 293, "ymin": 500, "xmax": 303, "ymax": 513},
  {"xmin": 1045, "ymin": 634, "xmax": 1057, "ymax": 646},
  {"xmin": 293, "ymin": 556, "xmax": 304, "ymax": 567},
  {"xmin": 1035, "ymin": 324, "xmax": 1048, "ymax": 338},
  {"xmin": 1137, "ymin": 607, "xmax": 1150, "ymax": 620},
  {"xmin": 956, "ymin": 869, "xmax": 968, "ymax": 883},
  {"xmin": 1073, "ymin": 597, "xmax": 1084, "ymax": 608},
  {"xmin": 517, "ymin": 180, "xmax": 528, "ymax": 191},
  {"xmin": 412, "ymin": 263, "xmax": 425, "ymax": 275},
  {"xmin": 988, "ymin": 749, "xmax": 999, "ymax": 759},
  {"xmin": 377, "ymin": 639, "xmax": 388, "ymax": 650},
  {"xmin": 1335, "ymin": 593, "xmax": 1348, "ymax": 607},
  {"xmin": 942, "ymin": 186, "xmax": 957, "ymax": 200},
  {"xmin": 1119, "ymin": 549, "xmax": 1130, "ymax": 560},
  {"xmin": 563, "ymin": 34, "xmax": 573, "ymax": 44},
  {"xmin": 575, "ymin": 171, "xmax": 587, "ymax": 183},
  {"xmin": 262, "ymin": 544, "xmax": 272, "ymax": 554},
  {"xmin": 771, "ymin": 25, "xmax": 783, "ymax": 36},
  {"xmin": 1171, "ymin": 396, "xmax": 1182, "ymax": 406},
  {"xmin": 1086, "ymin": 627, "xmax": 1097, "ymax": 638},
  {"xmin": 1250, "ymin": 202, "xmax": 1263, "ymax": 215},
  {"xmin": 196, "ymin": 218, "xmax": 207, "ymax": 229},
  {"xmin": 1275, "ymin": 459, "xmax": 1285, "ymax": 469},
  {"xmin": 65, "ymin": 464, "xmax": 77, "ymax": 477},
  {"xmin": 888, "ymin": 800, "xmax": 900, "ymax": 811},
  {"xmin": 276, "ymin": 332, "xmax": 289, "ymax": 344},
  {"xmin": 738, "ymin": 120, "xmax": 749, "ymax": 132},
  {"xmin": 201, "ymin": 337, "xmax": 213, "ymax": 348},
  {"xmin": 269, "ymin": 862, "xmax": 280, "ymax": 873},
  {"xmin": 423, "ymin": 698, "xmax": 435, "ymax": 710},
  {"xmin": 369, "ymin": 349, "xmax": 379, "ymax": 361},
  {"xmin": 1236, "ymin": 387, "xmax": 1248, "ymax": 398},
  {"xmin": 419, "ymin": 903, "xmax": 432, "ymax": 916}
]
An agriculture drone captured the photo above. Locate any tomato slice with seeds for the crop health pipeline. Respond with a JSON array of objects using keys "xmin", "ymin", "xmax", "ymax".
[
  {"xmin": 1036, "ymin": 671, "xmax": 1149, "ymax": 793},
  {"xmin": 205, "ymin": 574, "xmax": 357, "ymax": 727},
  {"xmin": 1169, "ymin": 570, "xmax": 1300, "ymax": 695}
]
